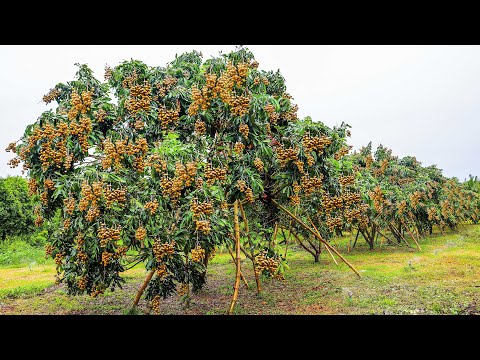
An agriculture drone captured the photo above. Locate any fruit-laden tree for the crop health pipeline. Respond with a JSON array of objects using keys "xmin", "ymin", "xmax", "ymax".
[
  {"xmin": 348, "ymin": 143, "xmax": 480, "ymax": 250},
  {"xmin": 8, "ymin": 47, "xmax": 360, "ymax": 312},
  {"xmin": 0, "ymin": 176, "xmax": 36, "ymax": 240},
  {"xmin": 269, "ymin": 118, "xmax": 367, "ymax": 263}
]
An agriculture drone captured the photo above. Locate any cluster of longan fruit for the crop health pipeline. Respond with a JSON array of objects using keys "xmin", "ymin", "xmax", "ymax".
[
  {"xmin": 145, "ymin": 199, "xmax": 159, "ymax": 215},
  {"xmin": 234, "ymin": 142, "xmax": 245, "ymax": 155},
  {"xmin": 190, "ymin": 199, "xmax": 214, "ymax": 217},
  {"xmin": 90, "ymin": 288, "xmax": 105, "ymax": 298},
  {"xmin": 135, "ymin": 227, "xmax": 147, "ymax": 242},
  {"xmin": 190, "ymin": 199, "xmax": 213, "ymax": 235},
  {"xmin": 54, "ymin": 252, "xmax": 64, "ymax": 266},
  {"xmin": 177, "ymin": 283, "xmax": 189, "ymax": 296},
  {"xmin": 301, "ymin": 175, "xmax": 324, "ymax": 196},
  {"xmin": 104, "ymin": 65, "xmax": 113, "ymax": 81},
  {"xmin": 239, "ymin": 123, "xmax": 249, "ymax": 138},
  {"xmin": 195, "ymin": 220, "xmax": 212, "ymax": 234},
  {"xmin": 44, "ymin": 179, "xmax": 55, "ymax": 190},
  {"xmin": 63, "ymin": 218, "xmax": 71, "ymax": 230},
  {"xmin": 236, "ymin": 180, "xmax": 254, "ymax": 203},
  {"xmin": 42, "ymin": 88, "xmax": 60, "ymax": 104},
  {"xmin": 188, "ymin": 62, "xmax": 250, "ymax": 116},
  {"xmin": 95, "ymin": 109, "xmax": 107, "ymax": 123},
  {"xmin": 326, "ymin": 216, "xmax": 343, "ymax": 232},
  {"xmin": 158, "ymin": 103, "xmax": 180, "ymax": 130},
  {"xmin": 104, "ymin": 186, "xmax": 127, "ymax": 208},
  {"xmin": 156, "ymin": 263, "xmax": 167, "ymax": 279},
  {"xmin": 156, "ymin": 76, "xmax": 177, "ymax": 97},
  {"xmin": 152, "ymin": 295, "xmax": 162, "ymax": 314},
  {"xmin": 77, "ymin": 251, "xmax": 88, "ymax": 263},
  {"xmin": 409, "ymin": 191, "xmax": 422, "ymax": 209},
  {"xmin": 153, "ymin": 241, "xmax": 176, "ymax": 262},
  {"xmin": 77, "ymin": 276, "xmax": 88, "ymax": 291},
  {"xmin": 194, "ymin": 120, "xmax": 206, "ymax": 135},
  {"xmin": 254, "ymin": 158, "xmax": 264, "ymax": 172},
  {"xmin": 101, "ymin": 251, "xmax": 113, "ymax": 267},
  {"xmin": 86, "ymin": 206, "xmax": 100, "ymax": 222},
  {"xmin": 102, "ymin": 137, "xmax": 148, "ymax": 171},
  {"xmin": 145, "ymin": 155, "xmax": 167, "ymax": 173},
  {"xmin": 229, "ymin": 95, "xmax": 250, "ymax": 117},
  {"xmin": 368, "ymin": 186, "xmax": 385, "ymax": 212},
  {"xmin": 283, "ymin": 104, "xmax": 299, "ymax": 122},
  {"xmin": 98, "ymin": 226, "xmax": 121, "ymax": 247},
  {"xmin": 205, "ymin": 165, "xmax": 227, "ymax": 186},
  {"xmin": 44, "ymin": 244, "xmax": 54, "ymax": 257},
  {"xmin": 344, "ymin": 207, "xmax": 362, "ymax": 222},
  {"xmin": 69, "ymin": 116, "xmax": 92, "ymax": 153},
  {"xmin": 364, "ymin": 155, "xmax": 374, "ymax": 169},
  {"xmin": 322, "ymin": 195, "xmax": 343, "ymax": 214},
  {"xmin": 276, "ymin": 147, "xmax": 298, "ymax": 167},
  {"xmin": 302, "ymin": 134, "xmax": 332, "ymax": 154},
  {"xmin": 264, "ymin": 104, "xmax": 279, "ymax": 125},
  {"xmin": 125, "ymin": 82, "xmax": 152, "ymax": 114},
  {"xmin": 255, "ymin": 251, "xmax": 283, "ymax": 280},
  {"xmin": 68, "ymin": 90, "xmax": 93, "ymax": 121},
  {"xmin": 78, "ymin": 181, "xmax": 100, "ymax": 221},
  {"xmin": 27, "ymin": 178, "xmax": 37, "ymax": 196},
  {"xmin": 339, "ymin": 175, "xmax": 355, "ymax": 187},
  {"xmin": 133, "ymin": 119, "xmax": 144, "ymax": 130},
  {"xmin": 440, "ymin": 200, "xmax": 452, "ymax": 219},
  {"xmin": 342, "ymin": 191, "xmax": 362, "ymax": 206},
  {"xmin": 63, "ymin": 196, "xmax": 76, "ymax": 215},
  {"xmin": 35, "ymin": 215, "xmax": 44, "ymax": 227},
  {"xmin": 39, "ymin": 190, "xmax": 49, "ymax": 205},
  {"xmin": 334, "ymin": 145, "xmax": 352, "ymax": 160},
  {"xmin": 191, "ymin": 247, "xmax": 206, "ymax": 263}
]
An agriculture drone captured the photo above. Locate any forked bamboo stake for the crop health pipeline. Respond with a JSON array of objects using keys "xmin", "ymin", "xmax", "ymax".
[
  {"xmin": 272, "ymin": 200, "xmax": 361, "ymax": 278},
  {"xmin": 389, "ymin": 222, "xmax": 411, "ymax": 247},
  {"xmin": 227, "ymin": 246, "xmax": 249, "ymax": 289},
  {"xmin": 228, "ymin": 200, "xmax": 242, "ymax": 315},
  {"xmin": 307, "ymin": 216, "xmax": 338, "ymax": 266},
  {"xmin": 132, "ymin": 269, "xmax": 155, "ymax": 309},
  {"xmin": 401, "ymin": 219, "xmax": 421, "ymax": 251},
  {"xmin": 238, "ymin": 202, "xmax": 261, "ymax": 294}
]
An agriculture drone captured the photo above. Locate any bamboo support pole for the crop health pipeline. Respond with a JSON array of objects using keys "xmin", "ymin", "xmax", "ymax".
[
  {"xmin": 228, "ymin": 201, "xmax": 242, "ymax": 315},
  {"xmin": 238, "ymin": 202, "xmax": 261, "ymax": 294},
  {"xmin": 132, "ymin": 269, "xmax": 155, "ymax": 309},
  {"xmin": 272, "ymin": 200, "xmax": 361, "ymax": 278},
  {"xmin": 401, "ymin": 220, "xmax": 422, "ymax": 251},
  {"xmin": 307, "ymin": 216, "xmax": 338, "ymax": 265},
  {"xmin": 227, "ymin": 246, "xmax": 249, "ymax": 289}
]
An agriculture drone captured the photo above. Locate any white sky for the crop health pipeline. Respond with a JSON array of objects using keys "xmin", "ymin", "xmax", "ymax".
[{"xmin": 1, "ymin": 45, "xmax": 479, "ymax": 180}]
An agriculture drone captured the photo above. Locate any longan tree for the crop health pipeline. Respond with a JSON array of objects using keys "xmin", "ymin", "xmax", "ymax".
[{"xmin": 8, "ymin": 47, "xmax": 360, "ymax": 313}]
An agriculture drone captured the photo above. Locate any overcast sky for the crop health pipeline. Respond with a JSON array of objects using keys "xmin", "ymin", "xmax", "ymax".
[{"xmin": 1, "ymin": 45, "xmax": 479, "ymax": 180}]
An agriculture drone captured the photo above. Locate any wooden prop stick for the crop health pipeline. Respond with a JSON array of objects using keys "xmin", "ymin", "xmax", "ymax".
[
  {"xmin": 227, "ymin": 246, "xmax": 249, "ymax": 289},
  {"xmin": 401, "ymin": 220, "xmax": 422, "ymax": 251},
  {"xmin": 132, "ymin": 269, "xmax": 155, "ymax": 309},
  {"xmin": 229, "ymin": 201, "xmax": 242, "ymax": 315},
  {"xmin": 272, "ymin": 200, "xmax": 361, "ymax": 278},
  {"xmin": 271, "ymin": 222, "xmax": 278, "ymax": 248},
  {"xmin": 238, "ymin": 202, "xmax": 261, "ymax": 294},
  {"xmin": 307, "ymin": 216, "xmax": 338, "ymax": 266}
]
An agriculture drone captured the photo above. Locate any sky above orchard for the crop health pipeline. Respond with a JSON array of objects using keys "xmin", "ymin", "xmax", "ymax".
[{"xmin": 1, "ymin": 45, "xmax": 479, "ymax": 180}]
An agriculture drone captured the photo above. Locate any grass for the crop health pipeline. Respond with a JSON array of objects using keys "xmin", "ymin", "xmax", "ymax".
[{"xmin": 1, "ymin": 224, "xmax": 479, "ymax": 314}]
